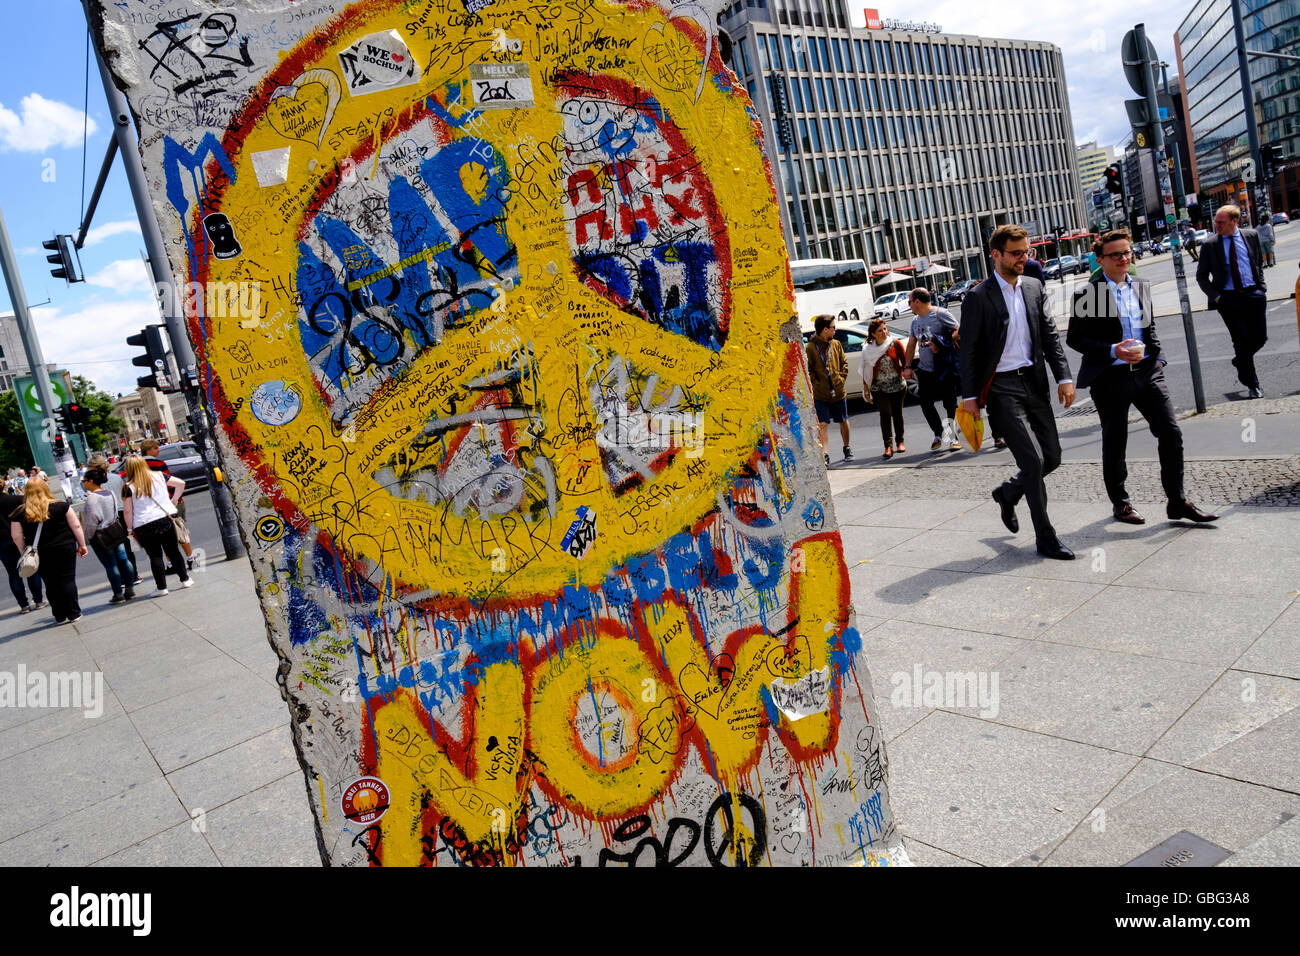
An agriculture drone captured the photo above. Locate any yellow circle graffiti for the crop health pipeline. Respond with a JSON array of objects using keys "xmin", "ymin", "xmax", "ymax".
[{"xmin": 201, "ymin": 0, "xmax": 793, "ymax": 599}]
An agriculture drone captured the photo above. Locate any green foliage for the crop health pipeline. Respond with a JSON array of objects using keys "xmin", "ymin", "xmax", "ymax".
[
  {"xmin": 70, "ymin": 376, "xmax": 124, "ymax": 452},
  {"xmin": 0, "ymin": 390, "xmax": 28, "ymax": 473}
]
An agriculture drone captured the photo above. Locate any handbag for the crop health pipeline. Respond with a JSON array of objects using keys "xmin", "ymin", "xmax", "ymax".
[
  {"xmin": 17, "ymin": 522, "xmax": 42, "ymax": 578},
  {"xmin": 93, "ymin": 515, "xmax": 128, "ymax": 550}
]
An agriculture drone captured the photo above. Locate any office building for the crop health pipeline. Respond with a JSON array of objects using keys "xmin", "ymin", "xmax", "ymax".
[
  {"xmin": 720, "ymin": 0, "xmax": 1086, "ymax": 282},
  {"xmin": 0, "ymin": 313, "xmax": 56, "ymax": 394},
  {"xmin": 1176, "ymin": 0, "xmax": 1300, "ymax": 214},
  {"xmin": 1076, "ymin": 141, "xmax": 1113, "ymax": 192}
]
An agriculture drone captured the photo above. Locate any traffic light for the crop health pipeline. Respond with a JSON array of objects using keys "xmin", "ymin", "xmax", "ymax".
[
  {"xmin": 53, "ymin": 435, "xmax": 66, "ymax": 458},
  {"xmin": 126, "ymin": 325, "xmax": 175, "ymax": 391},
  {"xmin": 1264, "ymin": 143, "xmax": 1285, "ymax": 172},
  {"xmin": 52, "ymin": 403, "xmax": 68, "ymax": 433},
  {"xmin": 63, "ymin": 401, "xmax": 91, "ymax": 432},
  {"xmin": 1104, "ymin": 164, "xmax": 1124, "ymax": 194},
  {"xmin": 41, "ymin": 234, "xmax": 83, "ymax": 283}
]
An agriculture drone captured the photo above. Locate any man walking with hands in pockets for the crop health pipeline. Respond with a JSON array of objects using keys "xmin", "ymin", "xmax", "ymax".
[{"xmin": 959, "ymin": 225, "xmax": 1077, "ymax": 560}]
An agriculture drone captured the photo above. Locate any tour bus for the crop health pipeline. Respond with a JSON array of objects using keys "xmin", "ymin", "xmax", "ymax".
[{"xmin": 790, "ymin": 257, "xmax": 878, "ymax": 400}]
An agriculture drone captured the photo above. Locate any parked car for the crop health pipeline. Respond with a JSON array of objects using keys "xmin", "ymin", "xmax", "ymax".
[
  {"xmin": 1193, "ymin": 229, "xmax": 1210, "ymax": 243},
  {"xmin": 939, "ymin": 278, "xmax": 979, "ymax": 305},
  {"xmin": 1271, "ymin": 212, "xmax": 1289, "ymax": 225},
  {"xmin": 112, "ymin": 441, "xmax": 208, "ymax": 495},
  {"xmin": 802, "ymin": 319, "xmax": 911, "ymax": 401},
  {"xmin": 871, "ymin": 290, "xmax": 915, "ymax": 320},
  {"xmin": 1044, "ymin": 255, "xmax": 1085, "ymax": 278}
]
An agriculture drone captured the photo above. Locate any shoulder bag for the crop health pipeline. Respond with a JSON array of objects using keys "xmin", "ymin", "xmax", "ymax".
[{"xmin": 17, "ymin": 522, "xmax": 42, "ymax": 578}]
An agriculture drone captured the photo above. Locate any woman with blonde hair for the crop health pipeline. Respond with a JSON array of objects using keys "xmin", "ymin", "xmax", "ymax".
[
  {"xmin": 123, "ymin": 456, "xmax": 191, "ymax": 595},
  {"xmin": 9, "ymin": 477, "xmax": 88, "ymax": 624}
]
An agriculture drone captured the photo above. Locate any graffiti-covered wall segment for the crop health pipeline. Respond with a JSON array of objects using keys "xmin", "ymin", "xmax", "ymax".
[{"xmin": 92, "ymin": 0, "xmax": 905, "ymax": 866}]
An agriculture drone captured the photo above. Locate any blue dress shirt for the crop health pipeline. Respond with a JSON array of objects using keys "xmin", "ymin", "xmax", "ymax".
[
  {"xmin": 1222, "ymin": 231, "xmax": 1256, "ymax": 291},
  {"xmin": 1104, "ymin": 275, "xmax": 1143, "ymax": 363}
]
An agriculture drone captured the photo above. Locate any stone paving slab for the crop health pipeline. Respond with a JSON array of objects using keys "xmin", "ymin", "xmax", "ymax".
[
  {"xmin": 1235, "ymin": 602, "xmax": 1300, "ymax": 680},
  {"xmin": 202, "ymin": 773, "xmax": 320, "ymax": 867},
  {"xmin": 1147, "ymin": 671, "xmax": 1300, "ymax": 767},
  {"xmin": 1039, "ymin": 768, "xmax": 1300, "ymax": 867},
  {"xmin": 885, "ymin": 711, "xmax": 1138, "ymax": 867}
]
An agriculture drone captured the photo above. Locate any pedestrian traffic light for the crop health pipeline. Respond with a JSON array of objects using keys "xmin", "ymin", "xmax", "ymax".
[
  {"xmin": 1264, "ymin": 143, "xmax": 1285, "ymax": 171},
  {"xmin": 53, "ymin": 435, "xmax": 66, "ymax": 457},
  {"xmin": 64, "ymin": 401, "xmax": 91, "ymax": 431},
  {"xmin": 126, "ymin": 325, "xmax": 175, "ymax": 391},
  {"xmin": 41, "ymin": 234, "xmax": 83, "ymax": 283},
  {"xmin": 1104, "ymin": 164, "xmax": 1123, "ymax": 194}
]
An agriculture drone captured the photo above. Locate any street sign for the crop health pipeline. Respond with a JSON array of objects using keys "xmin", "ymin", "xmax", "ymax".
[
  {"xmin": 1121, "ymin": 29, "xmax": 1159, "ymax": 96},
  {"xmin": 1099, "ymin": 219, "xmax": 1110, "ymax": 229},
  {"xmin": 1165, "ymin": 213, "xmax": 1176, "ymax": 225}
]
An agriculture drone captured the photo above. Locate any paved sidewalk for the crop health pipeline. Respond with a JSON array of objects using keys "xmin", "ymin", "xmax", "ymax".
[
  {"xmin": 0, "ymin": 557, "xmax": 318, "ymax": 866},
  {"xmin": 0, "ymin": 409, "xmax": 1295, "ymax": 866},
  {"xmin": 829, "ymin": 421, "xmax": 1300, "ymax": 866}
]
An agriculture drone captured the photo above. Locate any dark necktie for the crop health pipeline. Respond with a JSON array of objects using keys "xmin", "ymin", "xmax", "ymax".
[{"xmin": 1226, "ymin": 234, "xmax": 1246, "ymax": 290}]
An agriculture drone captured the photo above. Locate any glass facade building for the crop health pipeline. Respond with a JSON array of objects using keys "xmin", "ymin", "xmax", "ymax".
[
  {"xmin": 1176, "ymin": 0, "xmax": 1300, "ymax": 209},
  {"xmin": 720, "ymin": 0, "xmax": 1085, "ymax": 281}
]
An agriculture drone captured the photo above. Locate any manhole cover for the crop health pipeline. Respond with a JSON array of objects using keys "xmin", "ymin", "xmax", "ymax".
[{"xmin": 1123, "ymin": 830, "xmax": 1231, "ymax": 867}]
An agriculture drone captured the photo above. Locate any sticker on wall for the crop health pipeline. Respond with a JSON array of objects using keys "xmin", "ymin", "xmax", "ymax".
[
  {"xmin": 341, "ymin": 777, "xmax": 390, "ymax": 824},
  {"xmin": 250, "ymin": 379, "xmax": 303, "ymax": 426},
  {"xmin": 338, "ymin": 31, "xmax": 420, "ymax": 96},
  {"xmin": 560, "ymin": 506, "xmax": 597, "ymax": 558},
  {"xmin": 266, "ymin": 68, "xmax": 341, "ymax": 146},
  {"xmin": 250, "ymin": 147, "xmax": 291, "ymax": 187},
  {"xmin": 469, "ymin": 63, "xmax": 534, "ymax": 110}
]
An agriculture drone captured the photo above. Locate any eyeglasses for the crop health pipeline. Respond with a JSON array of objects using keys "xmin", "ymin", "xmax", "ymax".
[
  {"xmin": 1000, "ymin": 249, "xmax": 1031, "ymax": 259},
  {"xmin": 1102, "ymin": 250, "xmax": 1134, "ymax": 260}
]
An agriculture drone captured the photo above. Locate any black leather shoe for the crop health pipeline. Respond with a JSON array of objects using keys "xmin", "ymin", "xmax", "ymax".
[
  {"xmin": 991, "ymin": 487, "xmax": 1019, "ymax": 533},
  {"xmin": 1113, "ymin": 502, "xmax": 1145, "ymax": 525},
  {"xmin": 1036, "ymin": 539, "xmax": 1075, "ymax": 560},
  {"xmin": 1167, "ymin": 500, "xmax": 1219, "ymax": 522},
  {"xmin": 1248, "ymin": 386, "xmax": 1263, "ymax": 399}
]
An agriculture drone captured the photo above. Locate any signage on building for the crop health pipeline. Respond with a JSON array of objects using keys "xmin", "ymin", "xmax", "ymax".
[
  {"xmin": 863, "ymin": 9, "xmax": 941, "ymax": 32},
  {"xmin": 767, "ymin": 75, "xmax": 793, "ymax": 150}
]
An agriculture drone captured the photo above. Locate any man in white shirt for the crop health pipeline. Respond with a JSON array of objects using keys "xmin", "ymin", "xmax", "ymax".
[{"xmin": 958, "ymin": 225, "xmax": 1076, "ymax": 560}]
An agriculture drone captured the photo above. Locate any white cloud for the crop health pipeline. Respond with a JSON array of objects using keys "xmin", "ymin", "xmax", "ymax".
[
  {"xmin": 28, "ymin": 296, "xmax": 164, "ymax": 399},
  {"xmin": 84, "ymin": 258, "xmax": 153, "ymax": 295},
  {"xmin": 82, "ymin": 220, "xmax": 142, "ymax": 247},
  {"xmin": 852, "ymin": 1, "xmax": 1193, "ymax": 150},
  {"xmin": 0, "ymin": 93, "xmax": 98, "ymax": 152}
]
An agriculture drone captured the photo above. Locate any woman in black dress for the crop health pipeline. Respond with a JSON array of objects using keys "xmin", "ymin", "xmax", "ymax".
[{"xmin": 9, "ymin": 478, "xmax": 89, "ymax": 624}]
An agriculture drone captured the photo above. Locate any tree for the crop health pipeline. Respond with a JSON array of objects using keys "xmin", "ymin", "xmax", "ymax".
[
  {"xmin": 70, "ymin": 375, "xmax": 124, "ymax": 452},
  {"xmin": 0, "ymin": 390, "xmax": 28, "ymax": 473}
]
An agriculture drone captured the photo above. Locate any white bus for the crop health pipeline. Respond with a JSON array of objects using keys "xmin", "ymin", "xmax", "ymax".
[{"xmin": 789, "ymin": 258, "xmax": 874, "ymax": 334}]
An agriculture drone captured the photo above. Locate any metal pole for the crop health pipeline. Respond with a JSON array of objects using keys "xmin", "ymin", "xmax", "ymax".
[
  {"xmin": 0, "ymin": 203, "xmax": 68, "ymax": 480},
  {"xmin": 75, "ymin": 137, "xmax": 118, "ymax": 249},
  {"xmin": 1137, "ymin": 24, "xmax": 1206, "ymax": 414},
  {"xmin": 1231, "ymin": 0, "xmax": 1264, "ymax": 227},
  {"xmin": 85, "ymin": 8, "xmax": 245, "ymax": 560}
]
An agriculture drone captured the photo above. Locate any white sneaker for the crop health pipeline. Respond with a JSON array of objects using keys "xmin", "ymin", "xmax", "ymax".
[
  {"xmin": 180, "ymin": 579, "xmax": 194, "ymax": 589},
  {"xmin": 156, "ymin": 588, "xmax": 169, "ymax": 596}
]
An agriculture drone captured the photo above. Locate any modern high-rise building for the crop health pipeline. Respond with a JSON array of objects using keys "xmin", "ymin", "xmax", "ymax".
[
  {"xmin": 0, "ymin": 313, "xmax": 56, "ymax": 395},
  {"xmin": 720, "ymin": 0, "xmax": 1086, "ymax": 282},
  {"xmin": 1176, "ymin": 0, "xmax": 1300, "ymax": 215},
  {"xmin": 1076, "ymin": 141, "xmax": 1114, "ymax": 193}
]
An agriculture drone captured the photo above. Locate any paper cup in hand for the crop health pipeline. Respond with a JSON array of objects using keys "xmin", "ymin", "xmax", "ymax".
[
  {"xmin": 1131, "ymin": 342, "xmax": 1145, "ymax": 360},
  {"xmin": 955, "ymin": 407, "xmax": 984, "ymax": 453}
]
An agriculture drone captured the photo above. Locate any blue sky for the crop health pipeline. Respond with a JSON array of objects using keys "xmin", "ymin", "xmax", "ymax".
[
  {"xmin": 0, "ymin": 0, "xmax": 1192, "ymax": 402},
  {"xmin": 0, "ymin": 0, "xmax": 160, "ymax": 400}
]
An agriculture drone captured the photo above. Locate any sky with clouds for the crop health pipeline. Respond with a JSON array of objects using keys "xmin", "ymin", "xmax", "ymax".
[{"xmin": 0, "ymin": 0, "xmax": 1206, "ymax": 407}]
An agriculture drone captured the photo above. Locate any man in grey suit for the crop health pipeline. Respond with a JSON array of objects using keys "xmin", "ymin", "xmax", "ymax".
[
  {"xmin": 1067, "ymin": 229, "xmax": 1218, "ymax": 526},
  {"xmin": 1196, "ymin": 204, "xmax": 1268, "ymax": 398},
  {"xmin": 959, "ymin": 225, "xmax": 1077, "ymax": 560}
]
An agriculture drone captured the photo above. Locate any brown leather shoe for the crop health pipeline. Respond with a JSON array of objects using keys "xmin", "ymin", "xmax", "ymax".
[
  {"xmin": 1167, "ymin": 500, "xmax": 1219, "ymax": 522},
  {"xmin": 1113, "ymin": 502, "xmax": 1145, "ymax": 525}
]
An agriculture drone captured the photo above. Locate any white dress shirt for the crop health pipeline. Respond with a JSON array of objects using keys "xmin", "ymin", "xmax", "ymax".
[{"xmin": 964, "ymin": 273, "xmax": 1070, "ymax": 402}]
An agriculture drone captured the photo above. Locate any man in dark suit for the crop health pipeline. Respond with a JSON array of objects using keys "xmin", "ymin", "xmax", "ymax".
[
  {"xmin": 959, "ymin": 225, "xmax": 1076, "ymax": 560},
  {"xmin": 1196, "ymin": 204, "xmax": 1268, "ymax": 398},
  {"xmin": 1067, "ymin": 230, "xmax": 1218, "ymax": 525}
]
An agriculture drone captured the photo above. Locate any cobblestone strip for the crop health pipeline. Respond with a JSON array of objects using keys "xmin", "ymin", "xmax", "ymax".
[{"xmin": 838, "ymin": 457, "xmax": 1300, "ymax": 507}]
